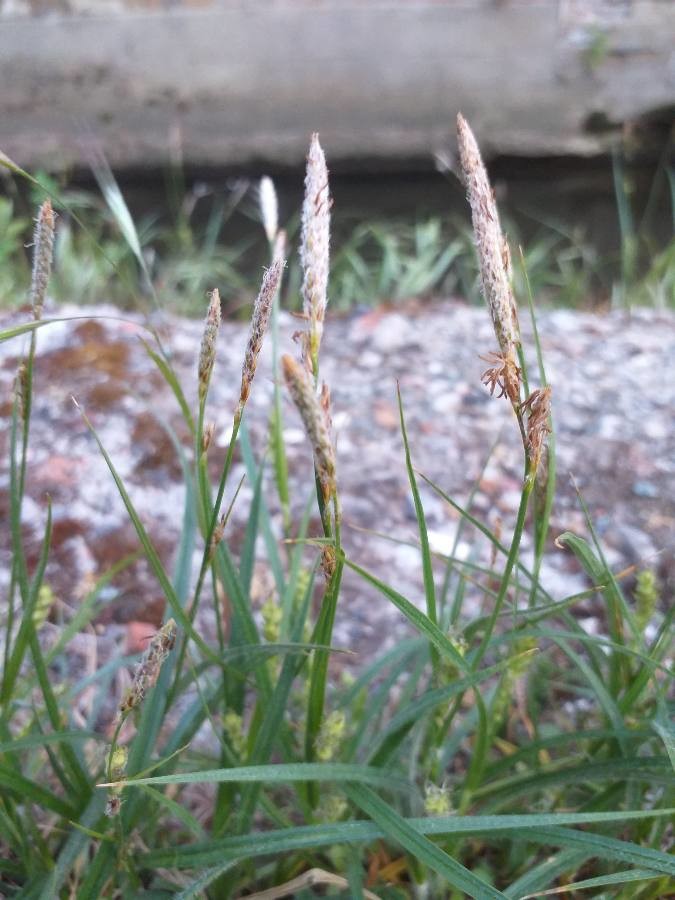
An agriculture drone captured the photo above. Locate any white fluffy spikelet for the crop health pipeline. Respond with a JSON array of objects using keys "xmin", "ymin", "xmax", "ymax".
[
  {"xmin": 300, "ymin": 133, "xmax": 331, "ymax": 374},
  {"xmin": 456, "ymin": 113, "xmax": 519, "ymax": 358},
  {"xmin": 259, "ymin": 176, "xmax": 278, "ymax": 244}
]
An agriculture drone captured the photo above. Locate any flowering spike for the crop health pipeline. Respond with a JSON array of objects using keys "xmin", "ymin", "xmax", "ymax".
[
  {"xmin": 300, "ymin": 133, "xmax": 331, "ymax": 374},
  {"xmin": 456, "ymin": 114, "xmax": 519, "ymax": 359},
  {"xmin": 281, "ymin": 354, "xmax": 336, "ymax": 503},
  {"xmin": 239, "ymin": 258, "xmax": 285, "ymax": 405},
  {"xmin": 259, "ymin": 175, "xmax": 279, "ymax": 244},
  {"xmin": 30, "ymin": 199, "xmax": 55, "ymax": 321},
  {"xmin": 198, "ymin": 289, "xmax": 221, "ymax": 402},
  {"xmin": 119, "ymin": 619, "xmax": 177, "ymax": 716},
  {"xmin": 522, "ymin": 386, "xmax": 552, "ymax": 476}
]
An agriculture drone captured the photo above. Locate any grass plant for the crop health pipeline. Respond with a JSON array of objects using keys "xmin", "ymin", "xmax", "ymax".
[{"xmin": 0, "ymin": 121, "xmax": 673, "ymax": 898}]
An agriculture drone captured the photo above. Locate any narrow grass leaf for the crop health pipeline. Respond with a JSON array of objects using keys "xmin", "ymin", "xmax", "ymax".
[
  {"xmin": 397, "ymin": 385, "xmax": 438, "ymax": 669},
  {"xmin": 519, "ymin": 868, "xmax": 666, "ymax": 899},
  {"xmin": 102, "ymin": 762, "xmax": 413, "ymax": 794},
  {"xmin": 139, "ymin": 807, "xmax": 675, "ymax": 870},
  {"xmin": 344, "ymin": 557, "xmax": 469, "ymax": 673},
  {"xmin": 75, "ymin": 401, "xmax": 219, "ymax": 665}
]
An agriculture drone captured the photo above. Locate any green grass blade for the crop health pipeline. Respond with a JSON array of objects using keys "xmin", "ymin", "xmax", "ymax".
[
  {"xmin": 419, "ymin": 472, "xmax": 551, "ymax": 603},
  {"xmin": 239, "ymin": 422, "xmax": 286, "ymax": 597},
  {"xmin": 45, "ymin": 793, "xmax": 107, "ymax": 898},
  {"xmin": 139, "ymin": 337, "xmax": 195, "ymax": 435},
  {"xmin": 103, "ymin": 762, "xmax": 413, "ymax": 794},
  {"xmin": 519, "ymin": 868, "xmax": 667, "ymax": 899},
  {"xmin": 139, "ymin": 807, "xmax": 675, "ymax": 870},
  {"xmin": 239, "ymin": 457, "xmax": 264, "ymax": 597},
  {"xmin": 345, "ymin": 784, "xmax": 507, "ymax": 898},
  {"xmin": 305, "ymin": 558, "xmax": 344, "ymax": 775},
  {"xmin": 344, "ymin": 557, "xmax": 469, "ymax": 673},
  {"xmin": 175, "ymin": 862, "xmax": 239, "ymax": 899},
  {"xmin": 397, "ymin": 385, "xmax": 438, "ymax": 672},
  {"xmin": 75, "ymin": 400, "xmax": 219, "ymax": 665},
  {"xmin": 0, "ymin": 764, "xmax": 76, "ymax": 819},
  {"xmin": 368, "ymin": 659, "xmax": 509, "ymax": 766}
]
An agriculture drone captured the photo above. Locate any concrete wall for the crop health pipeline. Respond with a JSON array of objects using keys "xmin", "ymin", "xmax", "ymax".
[{"xmin": 1, "ymin": 1, "xmax": 673, "ymax": 170}]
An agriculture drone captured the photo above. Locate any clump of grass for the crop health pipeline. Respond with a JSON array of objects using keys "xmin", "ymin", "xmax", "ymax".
[{"xmin": 0, "ymin": 125, "xmax": 673, "ymax": 900}]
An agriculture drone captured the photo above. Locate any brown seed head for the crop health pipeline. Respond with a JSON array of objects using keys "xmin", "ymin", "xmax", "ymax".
[
  {"xmin": 321, "ymin": 544, "xmax": 337, "ymax": 581},
  {"xmin": 456, "ymin": 114, "xmax": 519, "ymax": 357},
  {"xmin": 300, "ymin": 133, "xmax": 331, "ymax": 372},
  {"xmin": 522, "ymin": 386, "xmax": 552, "ymax": 474},
  {"xmin": 481, "ymin": 350, "xmax": 521, "ymax": 404},
  {"xmin": 282, "ymin": 354, "xmax": 336, "ymax": 503},
  {"xmin": 209, "ymin": 513, "xmax": 227, "ymax": 559},
  {"xmin": 30, "ymin": 200, "xmax": 55, "ymax": 321},
  {"xmin": 240, "ymin": 259, "xmax": 285, "ymax": 405},
  {"xmin": 202, "ymin": 421, "xmax": 215, "ymax": 454},
  {"xmin": 119, "ymin": 618, "xmax": 177, "ymax": 716},
  {"xmin": 198, "ymin": 289, "xmax": 221, "ymax": 402}
]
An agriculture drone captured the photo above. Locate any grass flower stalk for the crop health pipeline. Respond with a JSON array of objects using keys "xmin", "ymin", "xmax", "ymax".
[
  {"xmin": 239, "ymin": 259, "xmax": 285, "ymax": 407},
  {"xmin": 197, "ymin": 288, "xmax": 221, "ymax": 404},
  {"xmin": 30, "ymin": 200, "xmax": 55, "ymax": 322},
  {"xmin": 456, "ymin": 113, "xmax": 519, "ymax": 365},
  {"xmin": 281, "ymin": 354, "xmax": 336, "ymax": 510},
  {"xmin": 300, "ymin": 133, "xmax": 331, "ymax": 379},
  {"xmin": 180, "ymin": 261, "xmax": 285, "ymax": 692},
  {"xmin": 106, "ymin": 619, "xmax": 177, "ymax": 815},
  {"xmin": 259, "ymin": 175, "xmax": 279, "ymax": 245}
]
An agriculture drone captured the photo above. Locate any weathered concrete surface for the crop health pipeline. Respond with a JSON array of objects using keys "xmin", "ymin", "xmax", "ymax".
[{"xmin": 1, "ymin": 1, "xmax": 674, "ymax": 170}]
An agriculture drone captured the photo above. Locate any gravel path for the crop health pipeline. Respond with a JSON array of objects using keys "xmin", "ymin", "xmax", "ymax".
[{"xmin": 1, "ymin": 299, "xmax": 673, "ymax": 681}]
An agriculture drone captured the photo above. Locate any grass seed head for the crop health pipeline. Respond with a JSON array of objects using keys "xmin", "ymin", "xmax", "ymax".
[
  {"xmin": 201, "ymin": 421, "xmax": 215, "ymax": 454},
  {"xmin": 456, "ymin": 113, "xmax": 519, "ymax": 357},
  {"xmin": 240, "ymin": 258, "xmax": 285, "ymax": 405},
  {"xmin": 198, "ymin": 289, "xmax": 221, "ymax": 402},
  {"xmin": 315, "ymin": 710, "xmax": 346, "ymax": 761},
  {"xmin": 424, "ymin": 782, "xmax": 453, "ymax": 816},
  {"xmin": 522, "ymin": 386, "xmax": 552, "ymax": 475},
  {"xmin": 119, "ymin": 618, "xmax": 177, "ymax": 716},
  {"xmin": 30, "ymin": 199, "xmax": 55, "ymax": 321},
  {"xmin": 300, "ymin": 133, "xmax": 331, "ymax": 372},
  {"xmin": 634, "ymin": 569, "xmax": 659, "ymax": 630},
  {"xmin": 281, "ymin": 354, "xmax": 336, "ymax": 503},
  {"xmin": 259, "ymin": 175, "xmax": 279, "ymax": 243},
  {"xmin": 261, "ymin": 597, "xmax": 282, "ymax": 642},
  {"xmin": 223, "ymin": 710, "xmax": 247, "ymax": 757}
]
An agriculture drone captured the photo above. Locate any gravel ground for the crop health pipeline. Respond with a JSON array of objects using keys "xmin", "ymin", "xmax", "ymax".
[{"xmin": 1, "ymin": 298, "xmax": 673, "ymax": 701}]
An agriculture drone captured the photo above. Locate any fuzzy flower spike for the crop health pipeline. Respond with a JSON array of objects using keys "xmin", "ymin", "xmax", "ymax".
[
  {"xmin": 300, "ymin": 133, "xmax": 331, "ymax": 376},
  {"xmin": 239, "ymin": 258, "xmax": 285, "ymax": 406},
  {"xmin": 457, "ymin": 113, "xmax": 521, "ymax": 402},
  {"xmin": 282, "ymin": 354, "xmax": 336, "ymax": 504},
  {"xmin": 259, "ymin": 175, "xmax": 279, "ymax": 244},
  {"xmin": 30, "ymin": 199, "xmax": 55, "ymax": 321},
  {"xmin": 119, "ymin": 619, "xmax": 177, "ymax": 716},
  {"xmin": 198, "ymin": 289, "xmax": 221, "ymax": 402}
]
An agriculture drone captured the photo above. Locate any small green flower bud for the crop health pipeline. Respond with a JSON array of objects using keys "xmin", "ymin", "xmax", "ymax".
[
  {"xmin": 424, "ymin": 783, "xmax": 453, "ymax": 816},
  {"xmin": 315, "ymin": 710, "xmax": 346, "ymax": 761},
  {"xmin": 261, "ymin": 597, "xmax": 282, "ymax": 643},
  {"xmin": 223, "ymin": 710, "xmax": 247, "ymax": 758}
]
